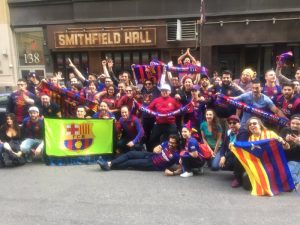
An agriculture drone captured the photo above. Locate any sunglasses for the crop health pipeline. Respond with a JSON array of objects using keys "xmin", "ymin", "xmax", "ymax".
[
  {"xmin": 126, "ymin": 90, "xmax": 133, "ymax": 92},
  {"xmin": 228, "ymin": 121, "xmax": 237, "ymax": 125},
  {"xmin": 248, "ymin": 122, "xmax": 258, "ymax": 126}
]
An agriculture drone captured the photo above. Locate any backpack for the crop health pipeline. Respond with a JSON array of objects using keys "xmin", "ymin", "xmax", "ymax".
[{"xmin": 198, "ymin": 143, "xmax": 213, "ymax": 160}]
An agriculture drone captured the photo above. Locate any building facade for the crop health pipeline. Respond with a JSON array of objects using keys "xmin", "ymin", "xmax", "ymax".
[
  {"xmin": 7, "ymin": 0, "xmax": 300, "ymax": 85},
  {"xmin": 0, "ymin": 0, "xmax": 17, "ymax": 91}
]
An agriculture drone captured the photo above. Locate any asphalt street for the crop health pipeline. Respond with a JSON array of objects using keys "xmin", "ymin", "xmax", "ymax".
[{"xmin": 0, "ymin": 163, "xmax": 299, "ymax": 225}]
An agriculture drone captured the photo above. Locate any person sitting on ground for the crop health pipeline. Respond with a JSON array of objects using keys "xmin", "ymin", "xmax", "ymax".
[
  {"xmin": 200, "ymin": 109, "xmax": 223, "ymax": 171},
  {"xmin": 217, "ymin": 115, "xmax": 241, "ymax": 173},
  {"xmin": 280, "ymin": 114, "xmax": 300, "ymax": 192},
  {"xmin": 97, "ymin": 134, "xmax": 181, "ymax": 174},
  {"xmin": 234, "ymin": 116, "xmax": 290, "ymax": 190},
  {"xmin": 0, "ymin": 113, "xmax": 25, "ymax": 167},
  {"xmin": 20, "ymin": 106, "xmax": 44, "ymax": 161},
  {"xmin": 179, "ymin": 125, "xmax": 206, "ymax": 178},
  {"xmin": 116, "ymin": 106, "xmax": 144, "ymax": 154}
]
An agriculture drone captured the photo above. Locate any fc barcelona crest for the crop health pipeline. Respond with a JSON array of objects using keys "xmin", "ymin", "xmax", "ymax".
[{"xmin": 64, "ymin": 123, "xmax": 94, "ymax": 151}]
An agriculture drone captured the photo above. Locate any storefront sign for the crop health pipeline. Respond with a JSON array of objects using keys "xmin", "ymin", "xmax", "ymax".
[{"xmin": 55, "ymin": 28, "xmax": 156, "ymax": 48}]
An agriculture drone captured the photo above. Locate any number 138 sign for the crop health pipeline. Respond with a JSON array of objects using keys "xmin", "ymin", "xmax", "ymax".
[{"xmin": 24, "ymin": 52, "xmax": 41, "ymax": 64}]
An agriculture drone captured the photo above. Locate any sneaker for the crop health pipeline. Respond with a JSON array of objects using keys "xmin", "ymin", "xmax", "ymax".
[
  {"xmin": 231, "ymin": 178, "xmax": 241, "ymax": 188},
  {"xmin": 97, "ymin": 157, "xmax": 110, "ymax": 171},
  {"xmin": 180, "ymin": 171, "xmax": 193, "ymax": 178},
  {"xmin": 295, "ymin": 183, "xmax": 300, "ymax": 193}
]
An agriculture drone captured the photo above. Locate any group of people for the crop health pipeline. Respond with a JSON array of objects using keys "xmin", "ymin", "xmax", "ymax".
[{"xmin": 1, "ymin": 48, "xmax": 300, "ymax": 193}]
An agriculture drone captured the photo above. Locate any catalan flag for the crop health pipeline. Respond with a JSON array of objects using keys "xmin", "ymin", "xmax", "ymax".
[{"xmin": 230, "ymin": 139, "xmax": 295, "ymax": 196}]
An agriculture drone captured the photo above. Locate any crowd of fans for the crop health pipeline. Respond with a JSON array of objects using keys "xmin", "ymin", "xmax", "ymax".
[{"xmin": 0, "ymin": 48, "xmax": 299, "ymax": 192}]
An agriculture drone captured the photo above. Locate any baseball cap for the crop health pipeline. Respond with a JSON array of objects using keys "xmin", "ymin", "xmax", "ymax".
[
  {"xmin": 227, "ymin": 115, "xmax": 240, "ymax": 123},
  {"xmin": 28, "ymin": 106, "xmax": 39, "ymax": 113},
  {"xmin": 160, "ymin": 84, "xmax": 171, "ymax": 92}
]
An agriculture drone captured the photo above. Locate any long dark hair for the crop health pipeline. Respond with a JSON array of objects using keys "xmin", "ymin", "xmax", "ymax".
[
  {"xmin": 2, "ymin": 113, "xmax": 21, "ymax": 138},
  {"xmin": 205, "ymin": 109, "xmax": 220, "ymax": 140}
]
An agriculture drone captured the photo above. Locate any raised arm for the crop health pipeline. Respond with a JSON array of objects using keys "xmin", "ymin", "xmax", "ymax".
[{"xmin": 68, "ymin": 58, "xmax": 86, "ymax": 83}]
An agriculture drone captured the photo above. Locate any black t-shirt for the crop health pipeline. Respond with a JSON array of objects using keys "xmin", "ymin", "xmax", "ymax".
[
  {"xmin": 39, "ymin": 103, "xmax": 60, "ymax": 118},
  {"xmin": 280, "ymin": 127, "xmax": 300, "ymax": 162}
]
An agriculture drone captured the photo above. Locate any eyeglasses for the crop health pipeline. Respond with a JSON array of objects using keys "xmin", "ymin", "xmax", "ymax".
[
  {"xmin": 126, "ymin": 90, "xmax": 133, "ymax": 92},
  {"xmin": 248, "ymin": 122, "xmax": 258, "ymax": 126},
  {"xmin": 228, "ymin": 121, "xmax": 237, "ymax": 125}
]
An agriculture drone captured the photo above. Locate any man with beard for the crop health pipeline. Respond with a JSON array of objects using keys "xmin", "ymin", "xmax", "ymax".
[
  {"xmin": 20, "ymin": 106, "xmax": 44, "ymax": 161},
  {"xmin": 280, "ymin": 114, "xmax": 300, "ymax": 191},
  {"xmin": 7, "ymin": 79, "xmax": 35, "ymax": 124},
  {"xmin": 274, "ymin": 82, "xmax": 300, "ymax": 119},
  {"xmin": 97, "ymin": 134, "xmax": 180, "ymax": 174},
  {"xmin": 209, "ymin": 70, "xmax": 243, "ymax": 123},
  {"xmin": 235, "ymin": 79, "xmax": 286, "ymax": 127},
  {"xmin": 37, "ymin": 93, "xmax": 61, "ymax": 118}
]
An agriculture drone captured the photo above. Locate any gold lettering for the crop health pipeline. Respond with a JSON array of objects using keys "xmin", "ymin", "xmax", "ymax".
[
  {"xmin": 107, "ymin": 33, "xmax": 113, "ymax": 44},
  {"xmin": 145, "ymin": 31, "xmax": 152, "ymax": 43},
  {"xmin": 92, "ymin": 33, "xmax": 98, "ymax": 45},
  {"xmin": 77, "ymin": 34, "xmax": 84, "ymax": 45},
  {"xmin": 132, "ymin": 32, "xmax": 139, "ymax": 43},
  {"xmin": 85, "ymin": 33, "xmax": 92, "ymax": 45},
  {"xmin": 124, "ymin": 32, "xmax": 132, "ymax": 44},
  {"xmin": 140, "ymin": 31, "xmax": 145, "ymax": 43},
  {"xmin": 102, "ymin": 33, "xmax": 108, "ymax": 44},
  {"xmin": 58, "ymin": 35, "xmax": 65, "ymax": 46},
  {"xmin": 65, "ymin": 34, "xmax": 75, "ymax": 45},
  {"xmin": 113, "ymin": 32, "xmax": 121, "ymax": 44}
]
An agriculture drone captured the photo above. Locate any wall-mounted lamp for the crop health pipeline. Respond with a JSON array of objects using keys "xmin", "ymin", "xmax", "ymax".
[
  {"xmin": 220, "ymin": 21, "xmax": 223, "ymax": 27},
  {"xmin": 273, "ymin": 18, "xmax": 276, "ymax": 24},
  {"xmin": 246, "ymin": 19, "xmax": 249, "ymax": 25}
]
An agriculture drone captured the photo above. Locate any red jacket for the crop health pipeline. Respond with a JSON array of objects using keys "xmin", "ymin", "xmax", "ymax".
[{"xmin": 147, "ymin": 96, "xmax": 181, "ymax": 124}]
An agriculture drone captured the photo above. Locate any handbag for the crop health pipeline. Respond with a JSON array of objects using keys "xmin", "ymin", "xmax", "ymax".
[{"xmin": 198, "ymin": 143, "xmax": 212, "ymax": 160}]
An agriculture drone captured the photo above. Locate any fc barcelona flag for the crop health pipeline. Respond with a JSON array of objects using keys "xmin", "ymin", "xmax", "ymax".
[
  {"xmin": 132, "ymin": 60, "xmax": 163, "ymax": 84},
  {"xmin": 230, "ymin": 139, "xmax": 295, "ymax": 196},
  {"xmin": 44, "ymin": 118, "xmax": 113, "ymax": 165}
]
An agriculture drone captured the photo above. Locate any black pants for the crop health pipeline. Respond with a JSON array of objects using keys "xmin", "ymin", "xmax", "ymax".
[
  {"xmin": 181, "ymin": 157, "xmax": 205, "ymax": 173},
  {"xmin": 142, "ymin": 116, "xmax": 156, "ymax": 151},
  {"xmin": 111, "ymin": 151, "xmax": 155, "ymax": 170},
  {"xmin": 149, "ymin": 123, "xmax": 178, "ymax": 151}
]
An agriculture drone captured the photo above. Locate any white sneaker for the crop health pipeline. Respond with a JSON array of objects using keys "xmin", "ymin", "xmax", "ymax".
[{"xmin": 180, "ymin": 172, "xmax": 194, "ymax": 178}]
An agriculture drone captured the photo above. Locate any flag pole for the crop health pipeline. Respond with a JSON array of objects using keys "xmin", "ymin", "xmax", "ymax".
[{"xmin": 199, "ymin": 0, "xmax": 205, "ymax": 64}]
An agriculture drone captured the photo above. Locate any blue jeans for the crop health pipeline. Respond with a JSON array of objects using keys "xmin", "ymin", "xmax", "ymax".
[
  {"xmin": 288, "ymin": 161, "xmax": 300, "ymax": 185},
  {"xmin": 211, "ymin": 151, "xmax": 221, "ymax": 171},
  {"xmin": 20, "ymin": 139, "xmax": 43, "ymax": 154}
]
